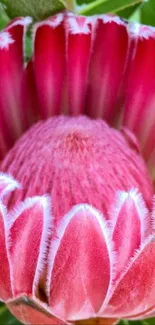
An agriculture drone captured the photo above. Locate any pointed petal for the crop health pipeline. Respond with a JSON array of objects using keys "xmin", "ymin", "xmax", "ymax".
[
  {"xmin": 66, "ymin": 15, "xmax": 92, "ymax": 115},
  {"xmin": 8, "ymin": 196, "xmax": 51, "ymax": 297},
  {"xmin": 0, "ymin": 18, "xmax": 32, "ymax": 155},
  {"xmin": 0, "ymin": 202, "xmax": 12, "ymax": 301},
  {"xmin": 0, "ymin": 173, "xmax": 20, "ymax": 199},
  {"xmin": 7, "ymin": 296, "xmax": 68, "ymax": 325},
  {"xmin": 86, "ymin": 15, "xmax": 129, "ymax": 124},
  {"xmin": 111, "ymin": 189, "xmax": 149, "ymax": 279},
  {"xmin": 123, "ymin": 24, "xmax": 155, "ymax": 174},
  {"xmin": 48, "ymin": 204, "xmax": 114, "ymax": 320},
  {"xmin": 22, "ymin": 60, "xmax": 40, "ymax": 126},
  {"xmin": 33, "ymin": 14, "xmax": 66, "ymax": 118},
  {"xmin": 104, "ymin": 237, "xmax": 155, "ymax": 318}
]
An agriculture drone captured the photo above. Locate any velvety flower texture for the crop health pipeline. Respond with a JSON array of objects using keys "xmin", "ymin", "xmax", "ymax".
[{"xmin": 1, "ymin": 11, "xmax": 155, "ymax": 325}]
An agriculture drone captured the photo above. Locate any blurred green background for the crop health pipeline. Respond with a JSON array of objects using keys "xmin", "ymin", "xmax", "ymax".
[{"xmin": 0, "ymin": 0, "xmax": 155, "ymax": 324}]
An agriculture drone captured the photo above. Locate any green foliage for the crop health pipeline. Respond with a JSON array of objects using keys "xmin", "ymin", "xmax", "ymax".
[
  {"xmin": 0, "ymin": 0, "xmax": 65, "ymax": 20},
  {"xmin": 140, "ymin": 0, "xmax": 155, "ymax": 26},
  {"xmin": 78, "ymin": 0, "xmax": 144, "ymax": 16},
  {"xmin": 117, "ymin": 3, "xmax": 142, "ymax": 19},
  {"xmin": 0, "ymin": 3, "xmax": 9, "ymax": 29}
]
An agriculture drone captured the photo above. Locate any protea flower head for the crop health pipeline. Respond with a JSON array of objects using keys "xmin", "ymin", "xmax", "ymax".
[{"xmin": 0, "ymin": 11, "xmax": 155, "ymax": 325}]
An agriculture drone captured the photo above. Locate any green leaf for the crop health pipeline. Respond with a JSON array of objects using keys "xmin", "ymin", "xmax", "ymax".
[
  {"xmin": 0, "ymin": 302, "xmax": 22, "ymax": 325},
  {"xmin": 117, "ymin": 3, "xmax": 142, "ymax": 19},
  {"xmin": 0, "ymin": 0, "xmax": 65, "ymax": 21},
  {"xmin": 141, "ymin": 319, "xmax": 155, "ymax": 325},
  {"xmin": 0, "ymin": 3, "xmax": 9, "ymax": 29},
  {"xmin": 25, "ymin": 33, "xmax": 32, "ymax": 62},
  {"xmin": 140, "ymin": 0, "xmax": 155, "ymax": 26},
  {"xmin": 118, "ymin": 320, "xmax": 155, "ymax": 325},
  {"xmin": 78, "ymin": 0, "xmax": 145, "ymax": 16},
  {"xmin": 128, "ymin": 321, "xmax": 146, "ymax": 325},
  {"xmin": 77, "ymin": 0, "xmax": 93, "ymax": 5}
]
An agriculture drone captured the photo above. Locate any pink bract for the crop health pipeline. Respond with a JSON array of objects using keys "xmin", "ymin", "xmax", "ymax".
[{"xmin": 0, "ymin": 12, "xmax": 155, "ymax": 325}]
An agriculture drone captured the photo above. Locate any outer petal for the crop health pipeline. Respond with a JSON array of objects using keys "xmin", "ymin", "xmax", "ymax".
[
  {"xmin": 47, "ymin": 204, "xmax": 115, "ymax": 321},
  {"xmin": 66, "ymin": 15, "xmax": 92, "ymax": 115},
  {"xmin": 103, "ymin": 237, "xmax": 155, "ymax": 318},
  {"xmin": 0, "ymin": 202, "xmax": 12, "ymax": 301},
  {"xmin": 86, "ymin": 15, "xmax": 129, "ymax": 124},
  {"xmin": 33, "ymin": 14, "xmax": 66, "ymax": 118},
  {"xmin": 124, "ymin": 305, "xmax": 155, "ymax": 321},
  {"xmin": 7, "ymin": 195, "xmax": 52, "ymax": 297},
  {"xmin": 7, "ymin": 296, "xmax": 68, "ymax": 325},
  {"xmin": 111, "ymin": 189, "xmax": 149, "ymax": 279},
  {"xmin": 123, "ymin": 24, "xmax": 155, "ymax": 178},
  {"xmin": 76, "ymin": 318, "xmax": 118, "ymax": 325},
  {"xmin": 0, "ymin": 18, "xmax": 31, "ymax": 158},
  {"xmin": 22, "ymin": 60, "xmax": 40, "ymax": 127}
]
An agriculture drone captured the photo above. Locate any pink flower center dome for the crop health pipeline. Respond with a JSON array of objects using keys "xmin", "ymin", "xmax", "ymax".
[{"xmin": 1, "ymin": 115, "xmax": 153, "ymax": 221}]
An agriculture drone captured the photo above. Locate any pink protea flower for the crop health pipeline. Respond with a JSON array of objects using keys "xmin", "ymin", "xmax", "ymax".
[{"xmin": 1, "ymin": 11, "xmax": 155, "ymax": 325}]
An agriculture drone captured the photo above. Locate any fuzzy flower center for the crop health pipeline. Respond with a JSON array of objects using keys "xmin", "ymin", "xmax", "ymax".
[{"xmin": 1, "ymin": 116, "xmax": 153, "ymax": 221}]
